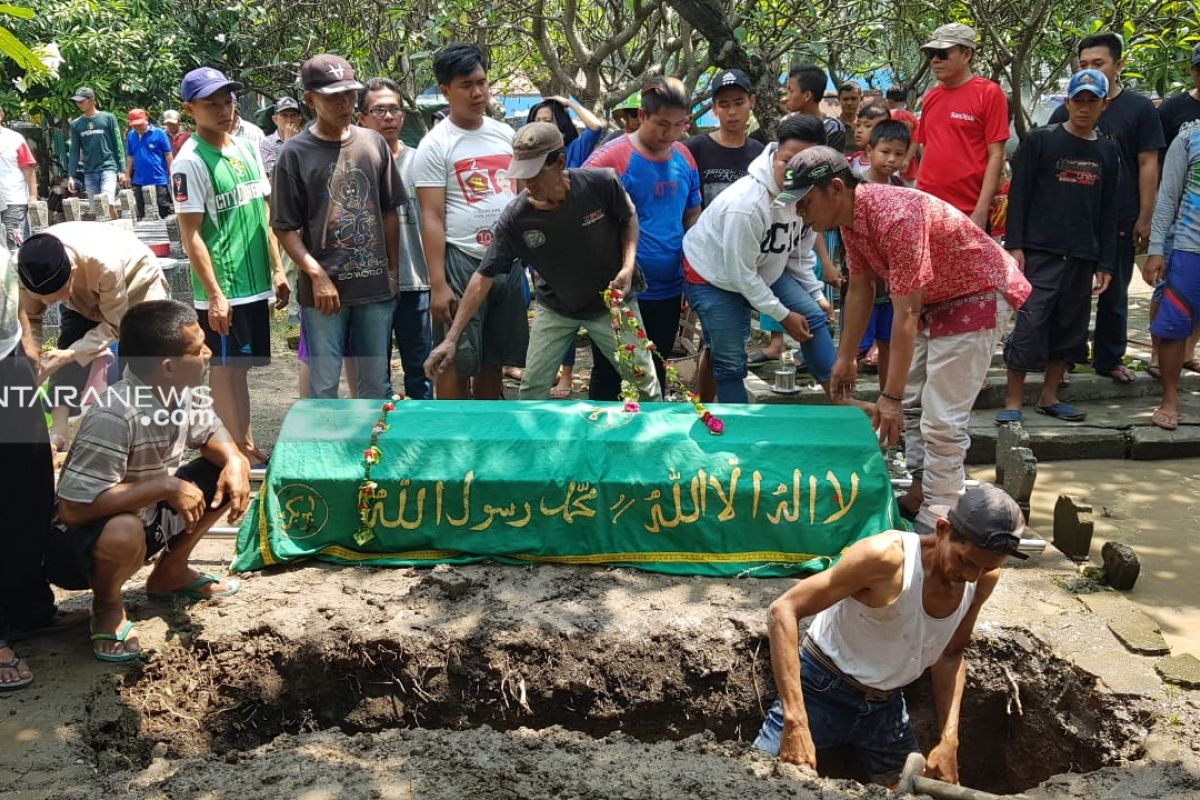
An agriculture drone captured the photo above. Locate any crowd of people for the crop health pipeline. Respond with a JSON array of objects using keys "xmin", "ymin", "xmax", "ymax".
[{"xmin": 1, "ymin": 20, "xmax": 1199, "ymax": 788}]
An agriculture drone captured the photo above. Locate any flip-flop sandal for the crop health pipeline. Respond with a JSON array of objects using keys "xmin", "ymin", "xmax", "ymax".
[
  {"xmin": 1036, "ymin": 402, "xmax": 1087, "ymax": 422},
  {"xmin": 994, "ymin": 409, "xmax": 1023, "ymax": 425},
  {"xmin": 549, "ymin": 387, "xmax": 572, "ymax": 400},
  {"xmin": 91, "ymin": 620, "xmax": 141, "ymax": 663},
  {"xmin": 0, "ymin": 642, "xmax": 33, "ymax": 691},
  {"xmin": 1151, "ymin": 408, "xmax": 1180, "ymax": 431},
  {"xmin": 148, "ymin": 574, "xmax": 241, "ymax": 603}
]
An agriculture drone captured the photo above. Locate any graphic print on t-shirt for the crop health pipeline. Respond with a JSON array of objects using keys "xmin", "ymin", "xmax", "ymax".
[
  {"xmin": 1056, "ymin": 157, "xmax": 1101, "ymax": 186},
  {"xmin": 454, "ymin": 154, "xmax": 510, "ymax": 205},
  {"xmin": 326, "ymin": 161, "xmax": 384, "ymax": 280}
]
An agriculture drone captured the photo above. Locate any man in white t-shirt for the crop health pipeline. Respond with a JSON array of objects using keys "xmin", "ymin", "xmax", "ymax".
[
  {"xmin": 412, "ymin": 43, "xmax": 528, "ymax": 400},
  {"xmin": 0, "ymin": 107, "xmax": 37, "ymax": 252}
]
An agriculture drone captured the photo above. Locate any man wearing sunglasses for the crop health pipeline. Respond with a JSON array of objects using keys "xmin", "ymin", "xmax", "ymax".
[{"xmin": 911, "ymin": 23, "xmax": 1009, "ymax": 231}]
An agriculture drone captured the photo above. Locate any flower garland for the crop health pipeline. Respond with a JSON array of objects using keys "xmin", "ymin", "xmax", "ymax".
[
  {"xmin": 604, "ymin": 288, "xmax": 724, "ymax": 435},
  {"xmin": 354, "ymin": 394, "xmax": 403, "ymax": 546}
]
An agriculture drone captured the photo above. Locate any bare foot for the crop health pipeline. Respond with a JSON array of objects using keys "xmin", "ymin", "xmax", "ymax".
[
  {"xmin": 0, "ymin": 642, "xmax": 33, "ymax": 689},
  {"xmin": 90, "ymin": 604, "xmax": 140, "ymax": 659}
]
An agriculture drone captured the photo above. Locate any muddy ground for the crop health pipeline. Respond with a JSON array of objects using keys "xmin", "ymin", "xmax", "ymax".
[{"xmin": 5, "ymin": 325, "xmax": 1200, "ymax": 800}]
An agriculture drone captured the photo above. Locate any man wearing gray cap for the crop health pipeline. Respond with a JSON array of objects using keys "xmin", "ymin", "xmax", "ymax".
[
  {"xmin": 910, "ymin": 23, "xmax": 1009, "ymax": 229},
  {"xmin": 67, "ymin": 87, "xmax": 126, "ymax": 220},
  {"xmin": 757, "ymin": 483, "xmax": 1026, "ymax": 786},
  {"xmin": 425, "ymin": 122, "xmax": 660, "ymax": 401}
]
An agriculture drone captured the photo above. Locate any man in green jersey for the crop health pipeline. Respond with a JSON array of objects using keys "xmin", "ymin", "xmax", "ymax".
[{"xmin": 173, "ymin": 67, "xmax": 290, "ymax": 464}]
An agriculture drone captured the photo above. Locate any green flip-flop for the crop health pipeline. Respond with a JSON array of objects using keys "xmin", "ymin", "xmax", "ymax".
[
  {"xmin": 91, "ymin": 620, "xmax": 141, "ymax": 663},
  {"xmin": 148, "ymin": 573, "xmax": 241, "ymax": 603}
]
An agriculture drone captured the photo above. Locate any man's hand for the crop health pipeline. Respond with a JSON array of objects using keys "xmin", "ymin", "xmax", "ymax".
[
  {"xmin": 782, "ymin": 312, "xmax": 813, "ymax": 343},
  {"xmin": 310, "ymin": 270, "xmax": 341, "ymax": 315},
  {"xmin": 1007, "ymin": 248, "xmax": 1025, "ymax": 272},
  {"xmin": 430, "ymin": 282, "xmax": 457, "ymax": 326},
  {"xmin": 425, "ymin": 339, "xmax": 457, "ymax": 379},
  {"xmin": 165, "ymin": 477, "xmax": 208, "ymax": 533},
  {"xmin": 212, "ymin": 457, "xmax": 251, "ymax": 525},
  {"xmin": 1142, "ymin": 255, "xmax": 1165, "ymax": 286},
  {"xmin": 38, "ymin": 348, "xmax": 77, "ymax": 382},
  {"xmin": 969, "ymin": 207, "xmax": 990, "ymax": 230},
  {"xmin": 830, "ymin": 355, "xmax": 859, "ymax": 401},
  {"xmin": 273, "ymin": 269, "xmax": 292, "ymax": 310},
  {"xmin": 924, "ymin": 738, "xmax": 960, "ymax": 785},
  {"xmin": 779, "ymin": 718, "xmax": 819, "ymax": 773},
  {"xmin": 1093, "ymin": 272, "xmax": 1112, "ymax": 296},
  {"xmin": 874, "ymin": 394, "xmax": 903, "ymax": 447},
  {"xmin": 1134, "ymin": 218, "xmax": 1152, "ymax": 251},
  {"xmin": 207, "ymin": 293, "xmax": 232, "ymax": 337},
  {"xmin": 609, "ymin": 268, "xmax": 633, "ymax": 296}
]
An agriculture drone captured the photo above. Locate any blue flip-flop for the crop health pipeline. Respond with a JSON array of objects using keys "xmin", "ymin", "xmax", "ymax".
[
  {"xmin": 1037, "ymin": 402, "xmax": 1087, "ymax": 422},
  {"xmin": 148, "ymin": 573, "xmax": 241, "ymax": 603},
  {"xmin": 994, "ymin": 409, "xmax": 1023, "ymax": 425},
  {"xmin": 91, "ymin": 620, "xmax": 141, "ymax": 663}
]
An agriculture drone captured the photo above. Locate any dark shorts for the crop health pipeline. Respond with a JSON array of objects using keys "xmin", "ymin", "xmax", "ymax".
[
  {"xmin": 1003, "ymin": 249, "xmax": 1096, "ymax": 373},
  {"xmin": 432, "ymin": 245, "xmax": 528, "ymax": 375},
  {"xmin": 52, "ymin": 306, "xmax": 100, "ymax": 411},
  {"xmin": 44, "ymin": 458, "xmax": 222, "ymax": 590},
  {"xmin": 199, "ymin": 298, "xmax": 272, "ymax": 368},
  {"xmin": 754, "ymin": 645, "xmax": 920, "ymax": 784},
  {"xmin": 1149, "ymin": 249, "xmax": 1200, "ymax": 341}
]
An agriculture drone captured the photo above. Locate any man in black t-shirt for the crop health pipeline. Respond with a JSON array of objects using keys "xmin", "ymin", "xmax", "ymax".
[
  {"xmin": 1159, "ymin": 44, "xmax": 1200, "ymax": 149},
  {"xmin": 1047, "ymin": 33, "xmax": 1165, "ymax": 384},
  {"xmin": 425, "ymin": 123, "xmax": 661, "ymax": 401},
  {"xmin": 684, "ymin": 69, "xmax": 764, "ymax": 208}
]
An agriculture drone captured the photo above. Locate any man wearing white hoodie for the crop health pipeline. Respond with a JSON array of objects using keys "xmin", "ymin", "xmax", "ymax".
[{"xmin": 682, "ymin": 115, "xmax": 834, "ymax": 402}]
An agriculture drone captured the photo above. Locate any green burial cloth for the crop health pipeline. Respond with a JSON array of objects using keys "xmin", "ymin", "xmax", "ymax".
[{"xmin": 233, "ymin": 400, "xmax": 901, "ymax": 576}]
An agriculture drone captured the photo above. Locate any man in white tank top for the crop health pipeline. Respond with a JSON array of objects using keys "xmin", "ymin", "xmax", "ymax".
[{"xmin": 755, "ymin": 484, "xmax": 1027, "ymax": 786}]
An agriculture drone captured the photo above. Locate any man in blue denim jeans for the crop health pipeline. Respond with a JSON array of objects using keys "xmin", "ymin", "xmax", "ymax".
[{"xmin": 757, "ymin": 485, "xmax": 1025, "ymax": 785}]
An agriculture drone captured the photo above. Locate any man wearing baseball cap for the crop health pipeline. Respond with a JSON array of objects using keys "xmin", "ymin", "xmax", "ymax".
[
  {"xmin": 758, "ymin": 483, "xmax": 1026, "ymax": 785},
  {"xmin": 425, "ymin": 121, "xmax": 660, "ymax": 401},
  {"xmin": 67, "ymin": 87, "xmax": 125, "ymax": 220},
  {"xmin": 161, "ymin": 110, "xmax": 190, "ymax": 156},
  {"xmin": 272, "ymin": 53, "xmax": 404, "ymax": 399},
  {"xmin": 123, "ymin": 108, "xmax": 173, "ymax": 219},
  {"xmin": 911, "ymin": 23, "xmax": 1009, "ymax": 230},
  {"xmin": 782, "ymin": 145, "xmax": 1030, "ymax": 532},
  {"xmin": 684, "ymin": 69, "xmax": 763, "ymax": 208}
]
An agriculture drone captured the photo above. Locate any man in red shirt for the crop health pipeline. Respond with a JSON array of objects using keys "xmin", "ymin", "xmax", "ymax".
[
  {"xmin": 780, "ymin": 146, "xmax": 1030, "ymax": 532},
  {"xmin": 912, "ymin": 23, "xmax": 1009, "ymax": 229}
]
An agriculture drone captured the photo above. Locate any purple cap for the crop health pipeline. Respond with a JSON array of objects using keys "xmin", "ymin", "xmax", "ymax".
[{"xmin": 181, "ymin": 67, "xmax": 244, "ymax": 102}]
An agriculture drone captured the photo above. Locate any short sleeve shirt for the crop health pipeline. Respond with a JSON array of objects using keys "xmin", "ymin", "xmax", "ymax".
[
  {"xmin": 55, "ymin": 371, "xmax": 222, "ymax": 525},
  {"xmin": 841, "ymin": 184, "xmax": 1029, "ymax": 332},
  {"xmin": 914, "ymin": 77, "xmax": 1010, "ymax": 214},
  {"xmin": 172, "ymin": 135, "xmax": 274, "ymax": 307},
  {"xmin": 584, "ymin": 135, "xmax": 701, "ymax": 300},
  {"xmin": 270, "ymin": 127, "xmax": 405, "ymax": 307},
  {"xmin": 411, "ymin": 116, "xmax": 515, "ymax": 259}
]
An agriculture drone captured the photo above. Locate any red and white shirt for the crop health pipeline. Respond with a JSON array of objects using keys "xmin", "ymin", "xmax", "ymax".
[{"xmin": 841, "ymin": 184, "xmax": 1029, "ymax": 336}]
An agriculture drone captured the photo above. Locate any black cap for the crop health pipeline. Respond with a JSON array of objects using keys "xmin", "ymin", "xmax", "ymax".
[
  {"xmin": 301, "ymin": 54, "xmax": 365, "ymax": 94},
  {"xmin": 943, "ymin": 484, "xmax": 1029, "ymax": 560},
  {"xmin": 776, "ymin": 145, "xmax": 850, "ymax": 204},
  {"xmin": 17, "ymin": 234, "xmax": 72, "ymax": 296},
  {"xmin": 711, "ymin": 69, "xmax": 753, "ymax": 98}
]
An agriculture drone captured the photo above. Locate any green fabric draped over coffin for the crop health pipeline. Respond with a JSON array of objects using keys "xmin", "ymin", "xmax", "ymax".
[{"xmin": 233, "ymin": 400, "xmax": 901, "ymax": 577}]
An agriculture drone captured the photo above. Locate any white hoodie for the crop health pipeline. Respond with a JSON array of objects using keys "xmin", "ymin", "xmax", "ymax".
[{"xmin": 682, "ymin": 142, "xmax": 800, "ymax": 322}]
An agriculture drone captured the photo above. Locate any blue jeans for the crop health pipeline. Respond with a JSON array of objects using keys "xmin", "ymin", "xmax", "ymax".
[
  {"xmin": 389, "ymin": 290, "xmax": 433, "ymax": 399},
  {"xmin": 301, "ymin": 299, "xmax": 394, "ymax": 399},
  {"xmin": 83, "ymin": 170, "xmax": 118, "ymax": 207},
  {"xmin": 753, "ymin": 650, "xmax": 920, "ymax": 784}
]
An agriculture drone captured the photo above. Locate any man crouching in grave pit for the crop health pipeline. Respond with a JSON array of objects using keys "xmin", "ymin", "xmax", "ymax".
[
  {"xmin": 44, "ymin": 299, "xmax": 250, "ymax": 663},
  {"xmin": 756, "ymin": 484, "xmax": 1027, "ymax": 786}
]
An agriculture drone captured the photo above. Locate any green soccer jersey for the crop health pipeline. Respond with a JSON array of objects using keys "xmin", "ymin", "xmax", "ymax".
[{"xmin": 171, "ymin": 135, "xmax": 274, "ymax": 308}]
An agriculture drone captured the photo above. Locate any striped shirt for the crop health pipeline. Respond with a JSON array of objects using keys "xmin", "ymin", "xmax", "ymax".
[{"xmin": 55, "ymin": 370, "xmax": 223, "ymax": 525}]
